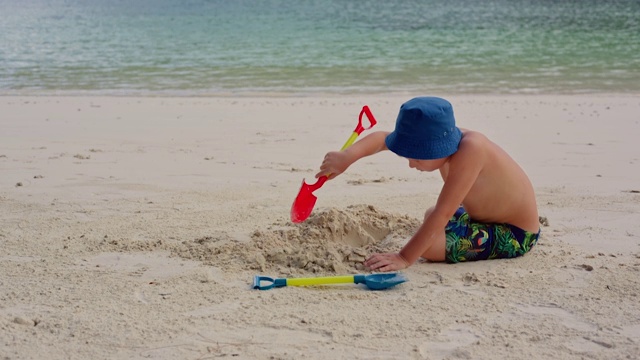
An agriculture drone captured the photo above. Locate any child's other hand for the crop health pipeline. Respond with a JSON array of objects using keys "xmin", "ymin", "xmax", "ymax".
[
  {"xmin": 364, "ymin": 253, "xmax": 410, "ymax": 272},
  {"xmin": 315, "ymin": 151, "xmax": 351, "ymax": 180}
]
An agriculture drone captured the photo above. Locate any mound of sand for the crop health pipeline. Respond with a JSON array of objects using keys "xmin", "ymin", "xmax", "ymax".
[
  {"xmin": 98, "ymin": 205, "xmax": 420, "ymax": 275},
  {"xmin": 250, "ymin": 204, "xmax": 420, "ymax": 274}
]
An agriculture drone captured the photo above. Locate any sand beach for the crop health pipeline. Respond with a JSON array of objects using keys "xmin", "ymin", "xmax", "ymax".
[{"xmin": 1, "ymin": 94, "xmax": 639, "ymax": 359}]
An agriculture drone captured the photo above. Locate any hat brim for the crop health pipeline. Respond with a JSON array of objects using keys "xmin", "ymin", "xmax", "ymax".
[{"xmin": 385, "ymin": 127, "xmax": 462, "ymax": 160}]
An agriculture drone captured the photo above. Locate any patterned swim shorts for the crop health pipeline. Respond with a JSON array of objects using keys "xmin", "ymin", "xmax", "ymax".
[{"xmin": 445, "ymin": 207, "xmax": 539, "ymax": 263}]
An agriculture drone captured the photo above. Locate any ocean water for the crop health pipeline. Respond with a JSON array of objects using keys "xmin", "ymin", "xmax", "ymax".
[{"xmin": 1, "ymin": 0, "xmax": 639, "ymax": 95}]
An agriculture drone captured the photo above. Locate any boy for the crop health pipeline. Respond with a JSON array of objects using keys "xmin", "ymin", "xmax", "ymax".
[{"xmin": 315, "ymin": 97, "xmax": 540, "ymax": 272}]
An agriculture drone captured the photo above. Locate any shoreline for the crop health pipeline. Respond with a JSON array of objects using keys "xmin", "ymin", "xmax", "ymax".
[{"xmin": 2, "ymin": 90, "xmax": 640, "ymax": 98}]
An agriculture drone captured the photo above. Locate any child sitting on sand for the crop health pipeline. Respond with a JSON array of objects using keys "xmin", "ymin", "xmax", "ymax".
[{"xmin": 315, "ymin": 97, "xmax": 540, "ymax": 272}]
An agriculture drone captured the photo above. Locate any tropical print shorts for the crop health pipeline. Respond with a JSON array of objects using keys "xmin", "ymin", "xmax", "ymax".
[{"xmin": 445, "ymin": 207, "xmax": 539, "ymax": 263}]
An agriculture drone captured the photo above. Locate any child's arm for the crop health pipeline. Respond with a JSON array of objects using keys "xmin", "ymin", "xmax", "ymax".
[{"xmin": 315, "ymin": 131, "xmax": 390, "ymax": 180}]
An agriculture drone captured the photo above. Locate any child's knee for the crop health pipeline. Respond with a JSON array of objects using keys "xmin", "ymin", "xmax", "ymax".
[
  {"xmin": 420, "ymin": 228, "xmax": 446, "ymax": 262},
  {"xmin": 421, "ymin": 240, "xmax": 446, "ymax": 262}
]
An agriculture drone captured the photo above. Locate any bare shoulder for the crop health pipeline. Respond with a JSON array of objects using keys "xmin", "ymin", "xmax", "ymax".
[
  {"xmin": 439, "ymin": 129, "xmax": 489, "ymax": 179},
  {"xmin": 459, "ymin": 129, "xmax": 489, "ymax": 146},
  {"xmin": 452, "ymin": 129, "xmax": 492, "ymax": 161},
  {"xmin": 457, "ymin": 129, "xmax": 511, "ymax": 163}
]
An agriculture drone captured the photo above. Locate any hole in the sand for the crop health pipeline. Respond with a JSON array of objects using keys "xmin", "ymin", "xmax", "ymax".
[
  {"xmin": 305, "ymin": 206, "xmax": 392, "ymax": 247},
  {"xmin": 249, "ymin": 205, "xmax": 420, "ymax": 274}
]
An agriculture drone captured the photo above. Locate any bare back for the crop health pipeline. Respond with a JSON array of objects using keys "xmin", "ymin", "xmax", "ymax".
[{"xmin": 440, "ymin": 130, "xmax": 539, "ymax": 233}]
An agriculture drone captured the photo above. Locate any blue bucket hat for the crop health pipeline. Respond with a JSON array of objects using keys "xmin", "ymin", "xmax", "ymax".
[{"xmin": 385, "ymin": 97, "xmax": 462, "ymax": 160}]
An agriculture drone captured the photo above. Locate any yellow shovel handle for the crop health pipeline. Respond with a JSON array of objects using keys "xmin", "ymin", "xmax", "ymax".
[
  {"xmin": 340, "ymin": 131, "xmax": 360, "ymax": 151},
  {"xmin": 286, "ymin": 275, "xmax": 355, "ymax": 287},
  {"xmin": 316, "ymin": 131, "xmax": 358, "ymax": 181}
]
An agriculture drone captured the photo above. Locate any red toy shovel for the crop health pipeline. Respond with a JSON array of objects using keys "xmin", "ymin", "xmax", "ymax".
[{"xmin": 290, "ymin": 106, "xmax": 377, "ymax": 223}]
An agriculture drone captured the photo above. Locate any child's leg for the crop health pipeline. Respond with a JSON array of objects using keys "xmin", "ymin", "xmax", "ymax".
[{"xmin": 420, "ymin": 207, "xmax": 446, "ymax": 262}]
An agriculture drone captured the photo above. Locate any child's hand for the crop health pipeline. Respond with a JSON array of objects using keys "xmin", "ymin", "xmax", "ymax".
[
  {"xmin": 364, "ymin": 252, "xmax": 410, "ymax": 272},
  {"xmin": 315, "ymin": 151, "xmax": 352, "ymax": 180}
]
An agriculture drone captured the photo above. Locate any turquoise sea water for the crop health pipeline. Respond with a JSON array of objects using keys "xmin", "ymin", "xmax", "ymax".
[{"xmin": 1, "ymin": 0, "xmax": 639, "ymax": 95}]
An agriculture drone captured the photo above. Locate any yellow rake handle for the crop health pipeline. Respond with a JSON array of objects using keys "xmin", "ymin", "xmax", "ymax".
[{"xmin": 286, "ymin": 275, "xmax": 356, "ymax": 287}]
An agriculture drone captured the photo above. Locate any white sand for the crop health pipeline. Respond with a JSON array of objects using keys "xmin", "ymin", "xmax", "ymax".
[{"xmin": 1, "ymin": 95, "xmax": 639, "ymax": 359}]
